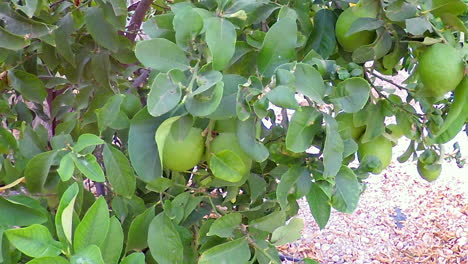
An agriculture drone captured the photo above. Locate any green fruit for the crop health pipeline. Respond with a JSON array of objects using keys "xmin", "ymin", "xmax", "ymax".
[
  {"xmin": 335, "ymin": 5, "xmax": 377, "ymax": 52},
  {"xmin": 121, "ymin": 93, "xmax": 142, "ymax": 118},
  {"xmin": 358, "ymin": 136, "xmax": 392, "ymax": 174},
  {"xmin": 417, "ymin": 160, "xmax": 441, "ymax": 182},
  {"xmin": 418, "ymin": 43, "xmax": 464, "ymax": 98},
  {"xmin": 336, "ymin": 113, "xmax": 366, "ymax": 140},
  {"xmin": 163, "ymin": 127, "xmax": 205, "ymax": 172},
  {"xmin": 214, "ymin": 118, "xmax": 237, "ymax": 133},
  {"xmin": 209, "ymin": 133, "xmax": 252, "ymax": 175}
]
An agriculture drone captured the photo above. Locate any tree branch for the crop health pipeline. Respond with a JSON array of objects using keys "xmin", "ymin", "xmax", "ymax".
[{"xmin": 126, "ymin": 0, "xmax": 153, "ymax": 42}]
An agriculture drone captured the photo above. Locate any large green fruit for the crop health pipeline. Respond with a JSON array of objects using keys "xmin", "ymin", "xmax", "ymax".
[
  {"xmin": 417, "ymin": 160, "xmax": 441, "ymax": 182},
  {"xmin": 418, "ymin": 43, "xmax": 464, "ymax": 98},
  {"xmin": 335, "ymin": 4, "xmax": 377, "ymax": 52},
  {"xmin": 209, "ymin": 133, "xmax": 252, "ymax": 175},
  {"xmin": 336, "ymin": 113, "xmax": 366, "ymax": 140},
  {"xmin": 214, "ymin": 118, "xmax": 237, "ymax": 133},
  {"xmin": 358, "ymin": 136, "xmax": 392, "ymax": 174},
  {"xmin": 163, "ymin": 127, "xmax": 205, "ymax": 171}
]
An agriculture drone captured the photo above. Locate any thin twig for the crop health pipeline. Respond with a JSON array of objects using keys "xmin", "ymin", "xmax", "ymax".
[{"xmin": 366, "ymin": 69, "xmax": 410, "ymax": 91}]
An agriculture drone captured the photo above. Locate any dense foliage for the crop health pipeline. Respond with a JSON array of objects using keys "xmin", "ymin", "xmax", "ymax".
[{"xmin": 0, "ymin": 0, "xmax": 467, "ymax": 263}]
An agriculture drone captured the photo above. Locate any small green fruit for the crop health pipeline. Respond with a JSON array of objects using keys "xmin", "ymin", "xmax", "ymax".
[{"xmin": 163, "ymin": 127, "xmax": 205, "ymax": 172}]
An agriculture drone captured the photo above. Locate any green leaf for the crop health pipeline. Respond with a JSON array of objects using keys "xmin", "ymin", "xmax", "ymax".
[
  {"xmin": 199, "ymin": 238, "xmax": 250, "ymax": 264},
  {"xmin": 186, "ymin": 82, "xmax": 224, "ymax": 116},
  {"xmin": 360, "ymin": 102, "xmax": 385, "ymax": 143},
  {"xmin": 0, "ymin": 27, "xmax": 29, "ymax": 50},
  {"xmin": 55, "ymin": 183, "xmax": 79, "ymax": 248},
  {"xmin": 0, "ymin": 196, "xmax": 48, "ymax": 227},
  {"xmin": 303, "ymin": 259, "xmax": 320, "ymax": 264},
  {"xmin": 85, "ymin": 7, "xmax": 119, "ymax": 52},
  {"xmin": 277, "ymin": 166, "xmax": 309, "ymax": 210},
  {"xmin": 330, "ymin": 77, "xmax": 370, "ymax": 113},
  {"xmin": 249, "ymin": 211, "xmax": 286, "ymax": 233},
  {"xmin": 5, "ymin": 224, "xmax": 62, "ymax": 258},
  {"xmin": 103, "ymin": 144, "xmax": 136, "ymax": 198},
  {"xmin": 0, "ymin": 3, "xmax": 56, "ymax": 38},
  {"xmin": 304, "ymin": 9, "xmax": 336, "ymax": 59},
  {"xmin": 100, "ymin": 217, "xmax": 124, "ymax": 264},
  {"xmin": 8, "ymin": 70, "xmax": 47, "ymax": 103},
  {"xmin": 258, "ymin": 17, "xmax": 297, "ymax": 77},
  {"xmin": 237, "ymin": 118, "xmax": 269, "ymax": 162},
  {"xmin": 121, "ymin": 252, "xmax": 145, "ymax": 264},
  {"xmin": 74, "ymin": 134, "xmax": 104, "ymax": 153},
  {"xmin": 13, "ymin": 0, "xmax": 40, "ymax": 18},
  {"xmin": 73, "ymin": 197, "xmax": 110, "ymax": 252},
  {"xmin": 72, "ymin": 153, "xmax": 105, "ymax": 182},
  {"xmin": 135, "ymin": 38, "xmax": 189, "ymax": 72},
  {"xmin": 70, "ymin": 245, "xmax": 104, "ymax": 264},
  {"xmin": 110, "ymin": 0, "xmax": 127, "ymax": 16},
  {"xmin": 126, "ymin": 206, "xmax": 155, "ymax": 251},
  {"xmin": 285, "ymin": 107, "xmax": 321, "ymax": 153},
  {"xmin": 323, "ymin": 115, "xmax": 344, "ymax": 178},
  {"xmin": 148, "ymin": 213, "xmax": 184, "ymax": 264},
  {"xmin": 205, "ymin": 17, "xmax": 237, "ymax": 70},
  {"xmin": 331, "ymin": 166, "xmax": 360, "ymax": 213},
  {"xmin": 55, "ymin": 14, "xmax": 76, "ymax": 66},
  {"xmin": 431, "ymin": 0, "xmax": 467, "ymax": 17},
  {"xmin": 154, "ymin": 116, "xmax": 181, "ymax": 168},
  {"xmin": 206, "ymin": 213, "xmax": 242, "ymax": 238},
  {"xmin": 306, "ymin": 183, "xmax": 331, "ymax": 230},
  {"xmin": 254, "ymin": 239, "xmax": 282, "ymax": 264},
  {"xmin": 57, "ymin": 152, "xmax": 74, "ymax": 182},
  {"xmin": 267, "ymin": 85, "xmax": 298, "ymax": 109},
  {"xmin": 24, "ymin": 150, "xmax": 58, "ymax": 193},
  {"xmin": 210, "ymin": 150, "xmax": 244, "ymax": 183},
  {"xmin": 95, "ymin": 94, "xmax": 124, "ymax": 133},
  {"xmin": 346, "ymin": 17, "xmax": 383, "ymax": 37},
  {"xmin": 173, "ymin": 7, "xmax": 203, "ymax": 49},
  {"xmin": 206, "ymin": 75, "xmax": 246, "ymax": 120},
  {"xmin": 405, "ymin": 17, "xmax": 432, "ymax": 36},
  {"xmin": 26, "ymin": 257, "xmax": 70, "ymax": 264},
  {"xmin": 128, "ymin": 108, "xmax": 163, "ymax": 182},
  {"xmin": 271, "ymin": 218, "xmax": 304, "ymax": 245},
  {"xmin": 294, "ymin": 63, "xmax": 325, "ymax": 104},
  {"xmin": 147, "ymin": 71, "xmax": 183, "ymax": 117}
]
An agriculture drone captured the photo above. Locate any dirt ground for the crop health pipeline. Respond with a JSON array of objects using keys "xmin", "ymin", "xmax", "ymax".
[{"xmin": 281, "ymin": 134, "xmax": 468, "ymax": 264}]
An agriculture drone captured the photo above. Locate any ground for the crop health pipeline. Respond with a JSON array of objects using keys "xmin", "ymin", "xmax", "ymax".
[{"xmin": 281, "ymin": 134, "xmax": 467, "ymax": 264}]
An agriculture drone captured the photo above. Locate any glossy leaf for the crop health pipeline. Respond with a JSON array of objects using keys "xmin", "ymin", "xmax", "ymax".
[
  {"xmin": 205, "ymin": 17, "xmax": 237, "ymax": 70},
  {"xmin": 249, "ymin": 211, "xmax": 286, "ymax": 233},
  {"xmin": 85, "ymin": 7, "xmax": 119, "ymax": 52},
  {"xmin": 210, "ymin": 150, "xmax": 244, "ymax": 182},
  {"xmin": 198, "ymin": 238, "xmax": 250, "ymax": 264},
  {"xmin": 58, "ymin": 152, "xmax": 74, "ymax": 181},
  {"xmin": 74, "ymin": 134, "xmax": 104, "ymax": 153},
  {"xmin": 294, "ymin": 63, "xmax": 325, "ymax": 104},
  {"xmin": 0, "ymin": 196, "xmax": 48, "ymax": 227},
  {"xmin": 26, "ymin": 257, "xmax": 70, "ymax": 264},
  {"xmin": 330, "ymin": 77, "xmax": 370, "ymax": 113},
  {"xmin": 258, "ymin": 17, "xmax": 297, "ymax": 77},
  {"xmin": 173, "ymin": 7, "xmax": 203, "ymax": 49},
  {"xmin": 186, "ymin": 81, "xmax": 224, "ymax": 116},
  {"xmin": 304, "ymin": 9, "xmax": 336, "ymax": 59},
  {"xmin": 103, "ymin": 144, "xmax": 136, "ymax": 198},
  {"xmin": 70, "ymin": 245, "xmax": 105, "ymax": 264},
  {"xmin": 267, "ymin": 85, "xmax": 299, "ymax": 109},
  {"xmin": 95, "ymin": 94, "xmax": 124, "ymax": 133},
  {"xmin": 285, "ymin": 107, "xmax": 321, "ymax": 153},
  {"xmin": 24, "ymin": 150, "xmax": 58, "ymax": 193},
  {"xmin": 147, "ymin": 213, "xmax": 184, "ymax": 264},
  {"xmin": 331, "ymin": 166, "xmax": 360, "ymax": 213},
  {"xmin": 277, "ymin": 166, "xmax": 309, "ymax": 210},
  {"xmin": 126, "ymin": 206, "xmax": 155, "ymax": 251},
  {"xmin": 271, "ymin": 218, "xmax": 304, "ymax": 245},
  {"xmin": 55, "ymin": 183, "xmax": 79, "ymax": 247},
  {"xmin": 8, "ymin": 70, "xmax": 47, "ymax": 103},
  {"xmin": 128, "ymin": 108, "xmax": 163, "ymax": 182},
  {"xmin": 306, "ymin": 183, "xmax": 331, "ymax": 229},
  {"xmin": 135, "ymin": 38, "xmax": 189, "ymax": 72},
  {"xmin": 73, "ymin": 197, "xmax": 110, "ymax": 252},
  {"xmin": 121, "ymin": 252, "xmax": 145, "ymax": 264},
  {"xmin": 0, "ymin": 27, "xmax": 29, "ymax": 50},
  {"xmin": 147, "ymin": 72, "xmax": 182, "ymax": 117},
  {"xmin": 73, "ymin": 153, "xmax": 105, "ymax": 182},
  {"xmin": 5, "ymin": 224, "xmax": 62, "ymax": 258},
  {"xmin": 207, "ymin": 213, "xmax": 242, "ymax": 238},
  {"xmin": 100, "ymin": 217, "xmax": 124, "ymax": 264},
  {"xmin": 323, "ymin": 115, "xmax": 344, "ymax": 178},
  {"xmin": 237, "ymin": 118, "xmax": 269, "ymax": 162}
]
